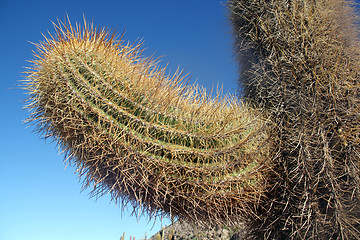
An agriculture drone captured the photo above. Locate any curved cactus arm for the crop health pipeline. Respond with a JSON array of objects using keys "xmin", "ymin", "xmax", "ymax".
[{"xmin": 24, "ymin": 19, "xmax": 272, "ymax": 226}]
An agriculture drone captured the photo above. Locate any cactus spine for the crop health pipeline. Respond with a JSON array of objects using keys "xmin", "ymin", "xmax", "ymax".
[{"xmin": 24, "ymin": 20, "xmax": 271, "ymax": 226}]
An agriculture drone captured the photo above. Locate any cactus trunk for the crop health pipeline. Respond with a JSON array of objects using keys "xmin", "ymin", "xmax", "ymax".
[{"xmin": 229, "ymin": 0, "xmax": 360, "ymax": 238}]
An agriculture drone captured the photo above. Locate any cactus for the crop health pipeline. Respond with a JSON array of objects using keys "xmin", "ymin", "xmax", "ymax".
[
  {"xmin": 229, "ymin": 0, "xmax": 360, "ymax": 238},
  {"xmin": 23, "ymin": 0, "xmax": 360, "ymax": 239},
  {"xmin": 24, "ymin": 20, "xmax": 271, "ymax": 226}
]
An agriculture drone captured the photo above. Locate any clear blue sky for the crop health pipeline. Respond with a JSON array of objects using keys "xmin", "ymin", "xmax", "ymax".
[
  {"xmin": 2, "ymin": 1, "xmax": 360, "ymax": 240},
  {"xmin": 0, "ymin": 0, "xmax": 238, "ymax": 239}
]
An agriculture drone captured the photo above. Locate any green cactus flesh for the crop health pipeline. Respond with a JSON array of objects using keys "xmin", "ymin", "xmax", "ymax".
[{"xmin": 24, "ymin": 21, "xmax": 271, "ymax": 225}]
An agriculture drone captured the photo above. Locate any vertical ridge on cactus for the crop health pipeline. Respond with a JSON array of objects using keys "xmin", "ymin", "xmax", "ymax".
[{"xmin": 23, "ymin": 19, "xmax": 272, "ymax": 226}]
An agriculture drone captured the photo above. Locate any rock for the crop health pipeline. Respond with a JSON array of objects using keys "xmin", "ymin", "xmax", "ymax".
[{"xmin": 149, "ymin": 220, "xmax": 250, "ymax": 240}]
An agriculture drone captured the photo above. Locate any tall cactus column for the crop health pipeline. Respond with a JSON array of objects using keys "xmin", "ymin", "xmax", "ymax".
[
  {"xmin": 24, "ymin": 21, "xmax": 272, "ymax": 226},
  {"xmin": 229, "ymin": 0, "xmax": 360, "ymax": 239}
]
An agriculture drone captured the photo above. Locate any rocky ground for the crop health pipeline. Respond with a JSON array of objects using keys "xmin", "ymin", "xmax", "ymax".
[{"xmin": 148, "ymin": 220, "xmax": 250, "ymax": 240}]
